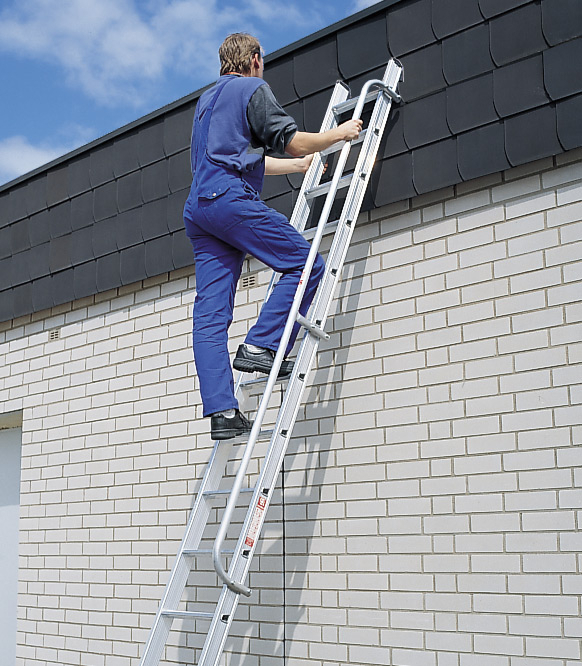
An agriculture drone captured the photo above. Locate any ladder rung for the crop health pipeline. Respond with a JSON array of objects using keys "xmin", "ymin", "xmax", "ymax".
[
  {"xmin": 183, "ymin": 548, "xmax": 235, "ymax": 556},
  {"xmin": 203, "ymin": 487, "xmax": 255, "ymax": 498},
  {"xmin": 224, "ymin": 428, "xmax": 274, "ymax": 444},
  {"xmin": 333, "ymin": 87, "xmax": 396, "ymax": 115},
  {"xmin": 320, "ymin": 129, "xmax": 367, "ymax": 157},
  {"xmin": 305, "ymin": 174, "xmax": 353, "ymax": 201},
  {"xmin": 161, "ymin": 610, "xmax": 214, "ymax": 620}
]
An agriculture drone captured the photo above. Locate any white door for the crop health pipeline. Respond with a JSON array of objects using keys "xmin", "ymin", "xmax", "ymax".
[{"xmin": 0, "ymin": 428, "xmax": 22, "ymax": 666}]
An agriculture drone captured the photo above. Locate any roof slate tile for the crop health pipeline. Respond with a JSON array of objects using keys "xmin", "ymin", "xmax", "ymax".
[
  {"xmin": 398, "ymin": 43, "xmax": 445, "ymax": 102},
  {"xmin": 168, "ymin": 150, "xmax": 191, "ymax": 194},
  {"xmin": 48, "ymin": 201, "xmax": 72, "ymax": 239},
  {"xmin": 120, "ymin": 245, "xmax": 146, "ymax": 285},
  {"xmin": 458, "ymin": 121, "xmax": 510, "ymax": 180},
  {"xmin": 141, "ymin": 197, "xmax": 169, "ymax": 241},
  {"xmin": 12, "ymin": 282, "xmax": 33, "ymax": 319},
  {"xmin": 46, "ymin": 165, "xmax": 69, "ymax": 207},
  {"xmin": 380, "ymin": 105, "xmax": 407, "ymax": 158},
  {"xmin": 31, "ymin": 275, "xmax": 53, "ymax": 313},
  {"xmin": 338, "ymin": 14, "xmax": 390, "ymax": 79},
  {"xmin": 505, "ymin": 104, "xmax": 562, "ymax": 166},
  {"xmin": 112, "ymin": 132, "xmax": 140, "ymax": 178},
  {"xmin": 28, "ymin": 243, "xmax": 51, "ymax": 281},
  {"xmin": 494, "ymin": 55, "xmax": 549, "ymax": 117},
  {"xmin": 479, "ymin": 0, "xmax": 530, "ymax": 19},
  {"xmin": 93, "ymin": 181, "xmax": 118, "ymax": 222},
  {"xmin": 73, "ymin": 262, "xmax": 97, "ymax": 300},
  {"xmin": 303, "ymin": 90, "xmax": 335, "ymax": 133},
  {"xmin": 0, "ymin": 289, "xmax": 13, "ymax": 322},
  {"xmin": 387, "ymin": 0, "xmax": 435, "ymax": 57},
  {"xmin": 542, "ymin": 0, "xmax": 582, "ymax": 46},
  {"xmin": 116, "ymin": 208, "xmax": 143, "ymax": 250},
  {"xmin": 118, "ymin": 171, "xmax": 143, "ymax": 213},
  {"xmin": 294, "ymin": 37, "xmax": 340, "ymax": 98},
  {"xmin": 543, "ymin": 37, "xmax": 582, "ymax": 100},
  {"xmin": 49, "ymin": 234, "xmax": 72, "ymax": 273},
  {"xmin": 372, "ymin": 152, "xmax": 416, "ymax": 206},
  {"xmin": 96, "ymin": 252, "xmax": 122, "ymax": 292},
  {"xmin": 70, "ymin": 192, "xmax": 94, "ymax": 231},
  {"xmin": 557, "ymin": 94, "xmax": 582, "ymax": 150},
  {"xmin": 10, "ymin": 219, "xmax": 30, "ymax": 255},
  {"xmin": 447, "ymin": 73, "xmax": 498, "ymax": 134},
  {"xmin": 92, "ymin": 217, "xmax": 118, "ymax": 258},
  {"xmin": 403, "ymin": 91, "xmax": 450, "ymax": 149},
  {"xmin": 431, "ymin": 0, "xmax": 483, "ymax": 39},
  {"xmin": 138, "ymin": 120, "xmax": 166, "ymax": 167},
  {"xmin": 413, "ymin": 137, "xmax": 460, "ymax": 193},
  {"xmin": 142, "ymin": 160, "xmax": 169, "ymax": 203},
  {"xmin": 167, "ymin": 189, "xmax": 188, "ymax": 233},
  {"xmin": 89, "ymin": 144, "xmax": 115, "ymax": 188},
  {"xmin": 164, "ymin": 105, "xmax": 194, "ymax": 156},
  {"xmin": 443, "ymin": 23, "xmax": 494, "ymax": 84},
  {"xmin": 0, "ymin": 257, "xmax": 12, "ymax": 288},
  {"xmin": 51, "ymin": 269, "xmax": 75, "ymax": 307},
  {"xmin": 28, "ymin": 210, "xmax": 50, "ymax": 247},
  {"xmin": 490, "ymin": 2, "xmax": 547, "ymax": 66},
  {"xmin": 145, "ymin": 236, "xmax": 173, "ymax": 278},
  {"xmin": 172, "ymin": 230, "xmax": 193, "ymax": 270},
  {"xmin": 26, "ymin": 176, "xmax": 48, "ymax": 216},
  {"xmin": 8, "ymin": 184, "xmax": 29, "ymax": 224},
  {"xmin": 67, "ymin": 155, "xmax": 92, "ymax": 197},
  {"xmin": 264, "ymin": 58, "xmax": 297, "ymax": 106},
  {"xmin": 70, "ymin": 226, "xmax": 94, "ymax": 265},
  {"xmin": 11, "ymin": 250, "xmax": 30, "ymax": 287}
]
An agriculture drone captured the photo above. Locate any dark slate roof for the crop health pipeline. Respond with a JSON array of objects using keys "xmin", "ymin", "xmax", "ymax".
[{"xmin": 1, "ymin": 0, "xmax": 581, "ymax": 324}]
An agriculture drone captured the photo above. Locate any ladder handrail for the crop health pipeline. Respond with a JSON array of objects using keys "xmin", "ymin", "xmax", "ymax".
[{"xmin": 212, "ymin": 71, "xmax": 402, "ymax": 596}]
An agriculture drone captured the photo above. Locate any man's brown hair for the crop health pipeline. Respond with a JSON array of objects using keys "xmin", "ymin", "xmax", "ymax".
[{"xmin": 219, "ymin": 33, "xmax": 261, "ymax": 76}]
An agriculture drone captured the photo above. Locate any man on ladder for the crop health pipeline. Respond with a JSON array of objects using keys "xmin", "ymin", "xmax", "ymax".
[{"xmin": 183, "ymin": 33, "xmax": 362, "ymax": 440}]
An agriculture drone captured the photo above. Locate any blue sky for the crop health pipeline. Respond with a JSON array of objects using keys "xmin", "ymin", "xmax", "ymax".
[{"xmin": 0, "ymin": 0, "xmax": 378, "ymax": 186}]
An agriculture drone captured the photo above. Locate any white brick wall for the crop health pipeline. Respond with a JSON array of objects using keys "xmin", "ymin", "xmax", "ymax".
[{"xmin": 1, "ymin": 149, "xmax": 581, "ymax": 666}]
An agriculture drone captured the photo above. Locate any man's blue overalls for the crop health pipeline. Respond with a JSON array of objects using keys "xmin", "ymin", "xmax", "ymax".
[{"xmin": 183, "ymin": 75, "xmax": 325, "ymax": 416}]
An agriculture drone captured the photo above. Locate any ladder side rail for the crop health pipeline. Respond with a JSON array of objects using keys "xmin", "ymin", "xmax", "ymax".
[
  {"xmin": 139, "ymin": 439, "xmax": 235, "ymax": 666},
  {"xmin": 308, "ymin": 61, "xmax": 403, "ymax": 336},
  {"xmin": 211, "ymin": 80, "xmax": 372, "ymax": 596},
  {"xmin": 211, "ymin": 58, "xmax": 404, "ymax": 603},
  {"xmin": 261, "ymin": 81, "xmax": 349, "ymax": 307}
]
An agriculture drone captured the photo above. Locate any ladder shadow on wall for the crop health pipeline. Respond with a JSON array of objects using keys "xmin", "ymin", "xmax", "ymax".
[{"xmin": 252, "ymin": 247, "xmax": 374, "ymax": 664}]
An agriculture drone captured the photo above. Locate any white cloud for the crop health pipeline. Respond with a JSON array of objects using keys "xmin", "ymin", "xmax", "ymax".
[
  {"xmin": 0, "ymin": 127, "xmax": 94, "ymax": 185},
  {"xmin": 0, "ymin": 0, "xmax": 326, "ymax": 109}
]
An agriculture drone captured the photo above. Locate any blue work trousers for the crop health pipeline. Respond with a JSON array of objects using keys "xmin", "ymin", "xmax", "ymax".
[{"xmin": 184, "ymin": 178, "xmax": 325, "ymax": 416}]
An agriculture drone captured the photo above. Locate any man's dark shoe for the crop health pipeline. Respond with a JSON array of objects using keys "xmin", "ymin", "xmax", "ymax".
[
  {"xmin": 210, "ymin": 409, "xmax": 253, "ymax": 440},
  {"xmin": 233, "ymin": 344, "xmax": 294, "ymax": 378}
]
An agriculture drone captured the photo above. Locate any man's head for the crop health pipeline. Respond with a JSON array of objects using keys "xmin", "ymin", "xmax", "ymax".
[{"xmin": 219, "ymin": 33, "xmax": 263, "ymax": 77}]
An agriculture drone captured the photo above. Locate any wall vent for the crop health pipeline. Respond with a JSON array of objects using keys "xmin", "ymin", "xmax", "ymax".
[
  {"xmin": 49, "ymin": 329, "xmax": 60, "ymax": 341},
  {"xmin": 241, "ymin": 274, "xmax": 258, "ymax": 289}
]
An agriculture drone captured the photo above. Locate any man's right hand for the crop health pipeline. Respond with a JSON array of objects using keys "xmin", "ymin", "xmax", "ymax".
[{"xmin": 336, "ymin": 119, "xmax": 363, "ymax": 142}]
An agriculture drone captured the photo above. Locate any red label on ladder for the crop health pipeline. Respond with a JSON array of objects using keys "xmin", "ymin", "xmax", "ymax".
[{"xmin": 244, "ymin": 496, "xmax": 267, "ymax": 548}]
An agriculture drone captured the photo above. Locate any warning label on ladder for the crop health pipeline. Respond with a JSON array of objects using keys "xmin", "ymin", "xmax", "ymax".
[{"xmin": 245, "ymin": 496, "xmax": 267, "ymax": 548}]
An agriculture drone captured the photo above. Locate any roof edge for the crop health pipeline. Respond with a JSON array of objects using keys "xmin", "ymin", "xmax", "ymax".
[{"xmin": 0, "ymin": 0, "xmax": 402, "ymax": 195}]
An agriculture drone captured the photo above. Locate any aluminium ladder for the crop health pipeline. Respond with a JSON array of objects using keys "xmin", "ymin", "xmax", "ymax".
[{"xmin": 139, "ymin": 58, "xmax": 403, "ymax": 666}]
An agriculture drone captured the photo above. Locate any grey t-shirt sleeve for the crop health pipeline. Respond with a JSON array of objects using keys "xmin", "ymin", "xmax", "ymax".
[{"xmin": 247, "ymin": 83, "xmax": 298, "ymax": 155}]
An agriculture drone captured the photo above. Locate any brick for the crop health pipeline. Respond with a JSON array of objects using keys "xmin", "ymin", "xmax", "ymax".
[
  {"xmin": 547, "ymin": 200, "xmax": 582, "ymax": 227},
  {"xmin": 505, "ymin": 192, "xmax": 556, "ymax": 220},
  {"xmin": 525, "ymin": 637, "xmax": 580, "ymax": 660},
  {"xmin": 548, "ymin": 282, "xmax": 582, "ymax": 307},
  {"xmin": 459, "ymin": 241, "xmax": 507, "ymax": 268},
  {"xmin": 495, "ymin": 212, "xmax": 545, "ymax": 242},
  {"xmin": 546, "ymin": 241, "xmax": 582, "ymax": 268},
  {"xmin": 457, "ymin": 205, "xmax": 505, "ymax": 232},
  {"xmin": 492, "ymin": 176, "xmax": 541, "ymax": 203},
  {"xmin": 557, "ymin": 182, "xmax": 582, "ymax": 206}
]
